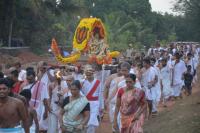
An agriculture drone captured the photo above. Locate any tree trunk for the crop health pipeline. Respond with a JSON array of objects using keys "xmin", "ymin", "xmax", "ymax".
[
  {"xmin": 8, "ymin": 0, "xmax": 14, "ymax": 47},
  {"xmin": 8, "ymin": 17, "xmax": 13, "ymax": 47}
]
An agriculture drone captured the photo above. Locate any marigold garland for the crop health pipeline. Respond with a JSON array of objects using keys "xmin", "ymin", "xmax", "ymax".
[
  {"xmin": 73, "ymin": 18, "xmax": 106, "ymax": 52},
  {"xmin": 51, "ymin": 18, "xmax": 120, "ymax": 64}
]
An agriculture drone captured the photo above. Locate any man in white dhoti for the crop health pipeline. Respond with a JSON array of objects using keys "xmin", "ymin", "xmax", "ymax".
[
  {"xmin": 150, "ymin": 58, "xmax": 161, "ymax": 115},
  {"xmin": 23, "ymin": 66, "xmax": 50, "ymax": 133},
  {"xmin": 171, "ymin": 53, "xmax": 187, "ymax": 99},
  {"xmin": 160, "ymin": 58, "xmax": 173, "ymax": 107},
  {"xmin": 104, "ymin": 72, "xmax": 119, "ymax": 108},
  {"xmin": 140, "ymin": 58, "xmax": 157, "ymax": 117},
  {"xmin": 110, "ymin": 62, "xmax": 131, "ymax": 132},
  {"xmin": 94, "ymin": 64, "xmax": 111, "ymax": 116},
  {"xmin": 35, "ymin": 61, "xmax": 54, "ymax": 133},
  {"xmin": 104, "ymin": 65, "xmax": 122, "ymax": 132},
  {"xmin": 186, "ymin": 53, "xmax": 198, "ymax": 83},
  {"xmin": 108, "ymin": 76, "xmax": 124, "ymax": 132},
  {"xmin": 81, "ymin": 65, "xmax": 103, "ymax": 133},
  {"xmin": 48, "ymin": 70, "xmax": 65, "ymax": 133},
  {"xmin": 22, "ymin": 70, "xmax": 41, "ymax": 133}
]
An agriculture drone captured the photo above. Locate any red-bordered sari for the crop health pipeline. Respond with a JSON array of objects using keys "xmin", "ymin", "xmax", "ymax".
[{"xmin": 118, "ymin": 88, "xmax": 146, "ymax": 133}]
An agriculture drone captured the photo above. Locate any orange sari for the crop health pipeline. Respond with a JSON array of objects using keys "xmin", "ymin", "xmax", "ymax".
[{"xmin": 120, "ymin": 88, "xmax": 146, "ymax": 133}]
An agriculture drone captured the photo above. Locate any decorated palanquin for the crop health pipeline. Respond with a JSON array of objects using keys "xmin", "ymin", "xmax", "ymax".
[{"xmin": 51, "ymin": 18, "xmax": 120, "ymax": 64}]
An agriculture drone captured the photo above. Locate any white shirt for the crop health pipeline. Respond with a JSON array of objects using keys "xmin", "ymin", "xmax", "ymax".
[
  {"xmin": 172, "ymin": 60, "xmax": 186, "ymax": 85},
  {"xmin": 18, "ymin": 69, "xmax": 26, "ymax": 81},
  {"xmin": 82, "ymin": 78, "xmax": 103, "ymax": 100},
  {"xmin": 141, "ymin": 67, "xmax": 157, "ymax": 89},
  {"xmin": 160, "ymin": 65, "xmax": 171, "ymax": 82},
  {"xmin": 141, "ymin": 66, "xmax": 157, "ymax": 100}
]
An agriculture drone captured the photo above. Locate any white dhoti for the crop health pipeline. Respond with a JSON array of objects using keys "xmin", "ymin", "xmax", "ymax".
[
  {"xmin": 109, "ymin": 101, "xmax": 121, "ymax": 131},
  {"xmin": 87, "ymin": 101, "xmax": 99, "ymax": 127},
  {"xmin": 87, "ymin": 101, "xmax": 99, "ymax": 133},
  {"xmin": 151, "ymin": 87, "xmax": 157, "ymax": 101},
  {"xmin": 144, "ymin": 88, "xmax": 152, "ymax": 101},
  {"xmin": 151, "ymin": 86, "xmax": 160, "ymax": 112},
  {"xmin": 109, "ymin": 102, "xmax": 115, "ymax": 123},
  {"xmin": 172, "ymin": 83, "xmax": 183, "ymax": 97},
  {"xmin": 39, "ymin": 118, "xmax": 48, "ymax": 131},
  {"xmin": 48, "ymin": 112, "xmax": 59, "ymax": 133},
  {"xmin": 37, "ymin": 104, "xmax": 48, "ymax": 131},
  {"xmin": 162, "ymin": 80, "xmax": 173, "ymax": 99},
  {"xmin": 171, "ymin": 60, "xmax": 186, "ymax": 97}
]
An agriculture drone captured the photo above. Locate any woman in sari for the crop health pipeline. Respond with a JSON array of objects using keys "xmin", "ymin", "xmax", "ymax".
[
  {"xmin": 113, "ymin": 74, "xmax": 147, "ymax": 133},
  {"xmin": 60, "ymin": 80, "xmax": 90, "ymax": 133}
]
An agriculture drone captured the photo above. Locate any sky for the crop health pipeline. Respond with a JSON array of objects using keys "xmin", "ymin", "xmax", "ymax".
[{"xmin": 149, "ymin": 0, "xmax": 176, "ymax": 14}]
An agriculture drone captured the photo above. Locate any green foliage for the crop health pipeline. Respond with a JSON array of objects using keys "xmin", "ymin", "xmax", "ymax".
[
  {"xmin": 0, "ymin": 0, "xmax": 198, "ymax": 53},
  {"xmin": 174, "ymin": 0, "xmax": 200, "ymax": 41}
]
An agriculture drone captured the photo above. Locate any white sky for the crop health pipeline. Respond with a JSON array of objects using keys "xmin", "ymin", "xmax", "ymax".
[{"xmin": 149, "ymin": 0, "xmax": 176, "ymax": 14}]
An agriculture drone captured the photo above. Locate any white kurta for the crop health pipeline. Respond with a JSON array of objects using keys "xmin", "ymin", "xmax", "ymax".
[
  {"xmin": 141, "ymin": 67, "xmax": 157, "ymax": 100},
  {"xmin": 171, "ymin": 60, "xmax": 187, "ymax": 96},
  {"xmin": 161, "ymin": 65, "xmax": 173, "ymax": 99},
  {"xmin": 38, "ymin": 71, "xmax": 53, "ymax": 130},
  {"xmin": 82, "ymin": 79, "xmax": 102, "ymax": 127},
  {"xmin": 152, "ymin": 66, "xmax": 161, "ymax": 102}
]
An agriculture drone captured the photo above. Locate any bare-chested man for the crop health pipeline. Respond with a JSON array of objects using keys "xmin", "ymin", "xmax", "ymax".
[{"xmin": 0, "ymin": 78, "xmax": 29, "ymax": 133}]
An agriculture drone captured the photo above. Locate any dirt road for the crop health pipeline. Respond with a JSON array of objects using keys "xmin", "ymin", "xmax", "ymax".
[
  {"xmin": 144, "ymin": 89, "xmax": 200, "ymax": 133},
  {"xmin": 97, "ymin": 77, "xmax": 200, "ymax": 133}
]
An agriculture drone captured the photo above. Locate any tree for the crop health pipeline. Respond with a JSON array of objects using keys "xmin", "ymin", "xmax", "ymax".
[
  {"xmin": 0, "ymin": 0, "xmax": 196, "ymax": 53},
  {"xmin": 174, "ymin": 0, "xmax": 200, "ymax": 41}
]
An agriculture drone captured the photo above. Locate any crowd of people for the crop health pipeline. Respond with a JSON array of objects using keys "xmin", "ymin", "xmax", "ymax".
[{"xmin": 0, "ymin": 41, "xmax": 199, "ymax": 133}]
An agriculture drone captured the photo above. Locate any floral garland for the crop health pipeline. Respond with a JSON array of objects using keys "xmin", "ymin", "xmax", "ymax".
[
  {"xmin": 51, "ymin": 18, "xmax": 120, "ymax": 64},
  {"xmin": 73, "ymin": 18, "xmax": 106, "ymax": 52},
  {"xmin": 51, "ymin": 38, "xmax": 81, "ymax": 64}
]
